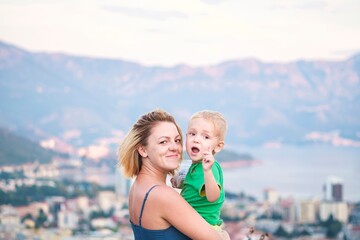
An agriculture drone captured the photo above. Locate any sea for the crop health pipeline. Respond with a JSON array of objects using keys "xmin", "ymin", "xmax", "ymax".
[
  {"xmin": 103, "ymin": 145, "xmax": 359, "ymax": 202},
  {"xmin": 221, "ymin": 145, "xmax": 360, "ymax": 202}
]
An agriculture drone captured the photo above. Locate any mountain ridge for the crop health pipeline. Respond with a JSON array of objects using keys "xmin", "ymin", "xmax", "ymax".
[
  {"xmin": 1, "ymin": 40, "xmax": 359, "ymax": 156},
  {"xmin": 0, "ymin": 127, "xmax": 65, "ymax": 166}
]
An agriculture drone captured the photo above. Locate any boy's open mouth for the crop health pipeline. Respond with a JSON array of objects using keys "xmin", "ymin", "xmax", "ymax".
[{"xmin": 191, "ymin": 147, "xmax": 200, "ymax": 153}]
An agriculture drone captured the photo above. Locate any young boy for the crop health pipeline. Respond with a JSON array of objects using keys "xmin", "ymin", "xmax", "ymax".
[{"xmin": 172, "ymin": 110, "xmax": 227, "ymax": 230}]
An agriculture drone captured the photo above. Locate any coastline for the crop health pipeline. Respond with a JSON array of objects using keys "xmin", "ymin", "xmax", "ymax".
[{"xmin": 220, "ymin": 159, "xmax": 262, "ymax": 169}]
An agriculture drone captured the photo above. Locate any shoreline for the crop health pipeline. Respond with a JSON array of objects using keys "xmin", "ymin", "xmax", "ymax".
[{"xmin": 220, "ymin": 159, "xmax": 262, "ymax": 169}]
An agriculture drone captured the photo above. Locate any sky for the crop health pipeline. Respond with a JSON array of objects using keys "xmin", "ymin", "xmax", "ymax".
[{"xmin": 0, "ymin": 0, "xmax": 360, "ymax": 67}]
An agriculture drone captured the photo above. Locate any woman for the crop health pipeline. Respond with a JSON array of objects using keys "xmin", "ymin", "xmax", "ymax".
[{"xmin": 118, "ymin": 109, "xmax": 230, "ymax": 240}]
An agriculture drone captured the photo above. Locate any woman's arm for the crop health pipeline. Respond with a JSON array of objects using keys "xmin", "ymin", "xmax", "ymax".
[{"xmin": 158, "ymin": 186, "xmax": 230, "ymax": 240}]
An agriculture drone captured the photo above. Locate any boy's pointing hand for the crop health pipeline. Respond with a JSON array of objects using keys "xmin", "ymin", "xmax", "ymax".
[{"xmin": 202, "ymin": 146, "xmax": 214, "ymax": 171}]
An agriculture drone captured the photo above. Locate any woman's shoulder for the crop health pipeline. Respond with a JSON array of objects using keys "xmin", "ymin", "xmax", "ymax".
[
  {"xmin": 150, "ymin": 185, "xmax": 185, "ymax": 202},
  {"xmin": 152, "ymin": 184, "xmax": 181, "ymax": 195}
]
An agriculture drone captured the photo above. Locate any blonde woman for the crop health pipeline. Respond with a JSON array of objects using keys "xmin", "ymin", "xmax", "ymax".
[{"xmin": 118, "ymin": 109, "xmax": 230, "ymax": 240}]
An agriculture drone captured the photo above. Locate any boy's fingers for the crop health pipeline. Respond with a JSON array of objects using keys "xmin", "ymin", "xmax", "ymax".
[
  {"xmin": 203, "ymin": 146, "xmax": 212, "ymax": 156},
  {"xmin": 207, "ymin": 146, "xmax": 213, "ymax": 155},
  {"xmin": 202, "ymin": 156, "xmax": 210, "ymax": 164}
]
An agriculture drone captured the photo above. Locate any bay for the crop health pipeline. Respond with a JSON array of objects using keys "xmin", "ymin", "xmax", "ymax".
[{"xmin": 223, "ymin": 145, "xmax": 360, "ymax": 202}]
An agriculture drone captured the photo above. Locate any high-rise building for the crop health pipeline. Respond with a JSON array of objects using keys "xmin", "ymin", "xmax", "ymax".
[
  {"xmin": 264, "ymin": 188, "xmax": 279, "ymax": 204},
  {"xmin": 319, "ymin": 201, "xmax": 348, "ymax": 223},
  {"xmin": 323, "ymin": 176, "xmax": 343, "ymax": 202},
  {"xmin": 296, "ymin": 198, "xmax": 319, "ymax": 224},
  {"xmin": 115, "ymin": 167, "xmax": 131, "ymax": 198}
]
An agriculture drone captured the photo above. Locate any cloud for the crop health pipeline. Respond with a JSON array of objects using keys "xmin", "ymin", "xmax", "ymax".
[
  {"xmin": 324, "ymin": 0, "xmax": 346, "ymax": 12},
  {"xmin": 296, "ymin": 104, "xmax": 330, "ymax": 113},
  {"xmin": 62, "ymin": 129, "xmax": 81, "ymax": 141},
  {"xmin": 258, "ymin": 108, "xmax": 289, "ymax": 127},
  {"xmin": 1, "ymin": 0, "xmax": 359, "ymax": 66},
  {"xmin": 296, "ymin": 104, "xmax": 330, "ymax": 122},
  {"xmin": 263, "ymin": 141, "xmax": 282, "ymax": 149},
  {"xmin": 269, "ymin": 0, "xmax": 345, "ymax": 12},
  {"xmin": 200, "ymin": 0, "xmax": 224, "ymax": 5},
  {"xmin": 305, "ymin": 131, "xmax": 360, "ymax": 147},
  {"xmin": 102, "ymin": 5, "xmax": 187, "ymax": 21}
]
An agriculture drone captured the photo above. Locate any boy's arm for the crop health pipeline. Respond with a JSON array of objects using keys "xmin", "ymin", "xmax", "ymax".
[
  {"xmin": 202, "ymin": 150, "xmax": 220, "ymax": 202},
  {"xmin": 203, "ymin": 168, "xmax": 220, "ymax": 202}
]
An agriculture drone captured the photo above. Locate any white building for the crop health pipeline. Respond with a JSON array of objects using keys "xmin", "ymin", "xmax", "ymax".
[
  {"xmin": 115, "ymin": 167, "xmax": 131, "ymax": 198},
  {"xmin": 97, "ymin": 191, "xmax": 117, "ymax": 213},
  {"xmin": 296, "ymin": 199, "xmax": 319, "ymax": 224},
  {"xmin": 319, "ymin": 201, "xmax": 348, "ymax": 223},
  {"xmin": 263, "ymin": 188, "xmax": 279, "ymax": 205},
  {"xmin": 58, "ymin": 206, "xmax": 79, "ymax": 230}
]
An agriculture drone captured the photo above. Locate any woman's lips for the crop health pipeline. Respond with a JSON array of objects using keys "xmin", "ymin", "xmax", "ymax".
[{"xmin": 167, "ymin": 153, "xmax": 179, "ymax": 158}]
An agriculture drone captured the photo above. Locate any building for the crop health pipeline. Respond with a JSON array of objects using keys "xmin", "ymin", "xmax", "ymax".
[
  {"xmin": 296, "ymin": 199, "xmax": 319, "ymax": 224},
  {"xmin": 57, "ymin": 206, "xmax": 79, "ymax": 230},
  {"xmin": 280, "ymin": 197, "xmax": 296, "ymax": 223},
  {"xmin": 319, "ymin": 201, "xmax": 348, "ymax": 223},
  {"xmin": 115, "ymin": 167, "xmax": 131, "ymax": 197},
  {"xmin": 263, "ymin": 188, "xmax": 279, "ymax": 205},
  {"xmin": 323, "ymin": 176, "xmax": 343, "ymax": 202},
  {"xmin": 97, "ymin": 191, "xmax": 117, "ymax": 213}
]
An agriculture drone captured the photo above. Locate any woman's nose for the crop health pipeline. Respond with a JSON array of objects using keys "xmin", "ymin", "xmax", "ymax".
[{"xmin": 169, "ymin": 141, "xmax": 180, "ymax": 150}]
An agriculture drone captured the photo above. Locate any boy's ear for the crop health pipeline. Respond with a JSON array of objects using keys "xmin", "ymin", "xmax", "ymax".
[
  {"xmin": 137, "ymin": 145, "xmax": 148, "ymax": 158},
  {"xmin": 214, "ymin": 141, "xmax": 224, "ymax": 154}
]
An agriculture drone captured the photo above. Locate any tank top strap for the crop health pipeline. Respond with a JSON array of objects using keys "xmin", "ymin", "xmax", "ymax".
[{"xmin": 139, "ymin": 184, "xmax": 158, "ymax": 226}]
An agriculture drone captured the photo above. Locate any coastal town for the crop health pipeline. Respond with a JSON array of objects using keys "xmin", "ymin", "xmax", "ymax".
[{"xmin": 1, "ymin": 157, "xmax": 359, "ymax": 240}]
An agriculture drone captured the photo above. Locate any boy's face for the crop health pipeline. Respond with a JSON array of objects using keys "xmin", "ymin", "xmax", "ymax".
[{"xmin": 186, "ymin": 117, "xmax": 223, "ymax": 162}]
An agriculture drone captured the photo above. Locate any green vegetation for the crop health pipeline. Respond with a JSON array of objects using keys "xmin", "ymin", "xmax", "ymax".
[
  {"xmin": 0, "ymin": 179, "xmax": 115, "ymax": 206},
  {"xmin": 0, "ymin": 170, "xmax": 25, "ymax": 179},
  {"xmin": 89, "ymin": 208, "xmax": 114, "ymax": 220},
  {"xmin": 0, "ymin": 127, "xmax": 65, "ymax": 165},
  {"xmin": 321, "ymin": 214, "xmax": 343, "ymax": 238},
  {"xmin": 274, "ymin": 225, "xmax": 291, "ymax": 238},
  {"xmin": 35, "ymin": 209, "xmax": 48, "ymax": 228}
]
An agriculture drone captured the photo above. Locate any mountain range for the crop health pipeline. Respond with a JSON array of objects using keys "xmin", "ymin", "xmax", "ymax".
[{"xmin": 1, "ymin": 40, "xmax": 359, "ymax": 158}]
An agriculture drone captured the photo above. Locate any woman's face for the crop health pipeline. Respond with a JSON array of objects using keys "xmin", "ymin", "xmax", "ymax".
[{"xmin": 144, "ymin": 121, "xmax": 183, "ymax": 173}]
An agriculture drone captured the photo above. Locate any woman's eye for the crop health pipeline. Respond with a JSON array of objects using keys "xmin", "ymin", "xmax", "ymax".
[
  {"xmin": 175, "ymin": 139, "xmax": 181, "ymax": 143},
  {"xmin": 160, "ymin": 140, "xmax": 167, "ymax": 144}
]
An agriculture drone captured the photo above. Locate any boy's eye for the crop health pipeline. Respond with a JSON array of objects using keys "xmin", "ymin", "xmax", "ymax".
[{"xmin": 204, "ymin": 136, "xmax": 210, "ymax": 139}]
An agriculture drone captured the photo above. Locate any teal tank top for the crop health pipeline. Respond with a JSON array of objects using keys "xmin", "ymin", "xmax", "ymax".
[{"xmin": 130, "ymin": 185, "xmax": 191, "ymax": 240}]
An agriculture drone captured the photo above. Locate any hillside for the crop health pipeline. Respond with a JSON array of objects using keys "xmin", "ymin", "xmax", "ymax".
[
  {"xmin": 0, "ymin": 40, "xmax": 359, "ymax": 150},
  {"xmin": 0, "ymin": 128, "xmax": 64, "ymax": 166}
]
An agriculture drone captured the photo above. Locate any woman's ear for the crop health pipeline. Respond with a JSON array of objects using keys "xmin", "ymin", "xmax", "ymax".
[
  {"xmin": 214, "ymin": 141, "xmax": 224, "ymax": 154},
  {"xmin": 137, "ymin": 145, "xmax": 148, "ymax": 158}
]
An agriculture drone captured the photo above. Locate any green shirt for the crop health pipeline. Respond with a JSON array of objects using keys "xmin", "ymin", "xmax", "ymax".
[{"xmin": 180, "ymin": 161, "xmax": 225, "ymax": 225}]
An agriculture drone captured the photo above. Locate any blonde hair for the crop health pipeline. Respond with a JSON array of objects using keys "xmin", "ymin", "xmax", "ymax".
[
  {"xmin": 190, "ymin": 110, "xmax": 227, "ymax": 141},
  {"xmin": 118, "ymin": 109, "xmax": 183, "ymax": 178}
]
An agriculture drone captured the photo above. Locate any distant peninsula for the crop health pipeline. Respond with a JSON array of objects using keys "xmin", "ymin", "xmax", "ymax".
[{"xmin": 184, "ymin": 149, "xmax": 259, "ymax": 169}]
